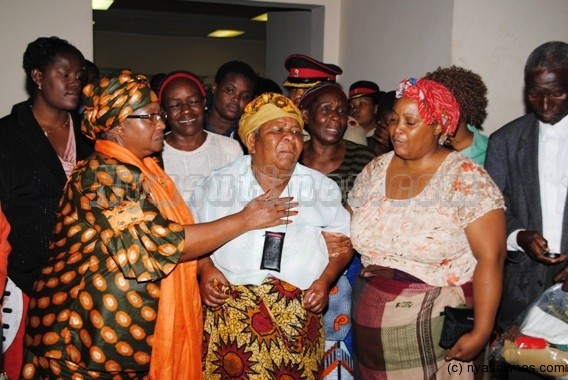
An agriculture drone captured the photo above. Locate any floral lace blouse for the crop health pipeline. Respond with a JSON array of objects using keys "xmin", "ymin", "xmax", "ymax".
[{"xmin": 348, "ymin": 151, "xmax": 504, "ymax": 287}]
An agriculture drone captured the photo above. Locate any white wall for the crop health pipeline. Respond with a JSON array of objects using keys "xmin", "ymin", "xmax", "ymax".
[
  {"xmin": 265, "ymin": 11, "xmax": 313, "ymax": 87},
  {"xmin": 339, "ymin": 0, "xmax": 454, "ymax": 92},
  {"xmin": 250, "ymin": 0, "xmax": 341, "ymax": 64},
  {"xmin": 2, "ymin": 0, "xmax": 567, "ymax": 136},
  {"xmin": 94, "ymin": 32, "xmax": 266, "ymax": 86},
  {"xmin": 0, "ymin": 0, "xmax": 92, "ymax": 116},
  {"xmin": 452, "ymin": 0, "xmax": 568, "ymax": 134}
]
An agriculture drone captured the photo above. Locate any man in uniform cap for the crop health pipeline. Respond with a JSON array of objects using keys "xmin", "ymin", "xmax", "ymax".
[
  {"xmin": 283, "ymin": 54, "xmax": 342, "ymax": 105},
  {"xmin": 348, "ymin": 80, "xmax": 380, "ymax": 101},
  {"xmin": 282, "ymin": 54, "xmax": 367, "ymax": 146}
]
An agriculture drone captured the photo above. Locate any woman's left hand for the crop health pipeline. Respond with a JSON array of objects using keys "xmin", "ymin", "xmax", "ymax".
[
  {"xmin": 303, "ymin": 279, "xmax": 330, "ymax": 313},
  {"xmin": 444, "ymin": 331, "xmax": 487, "ymax": 362}
]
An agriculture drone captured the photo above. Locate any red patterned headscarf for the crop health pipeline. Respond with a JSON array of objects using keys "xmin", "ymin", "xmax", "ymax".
[
  {"xmin": 82, "ymin": 70, "xmax": 157, "ymax": 140},
  {"xmin": 396, "ymin": 78, "xmax": 460, "ymax": 139}
]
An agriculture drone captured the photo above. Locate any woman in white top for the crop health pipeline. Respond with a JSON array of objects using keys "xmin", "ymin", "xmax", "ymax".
[
  {"xmin": 158, "ymin": 71, "xmax": 242, "ymax": 202},
  {"xmin": 193, "ymin": 92, "xmax": 353, "ymax": 380}
]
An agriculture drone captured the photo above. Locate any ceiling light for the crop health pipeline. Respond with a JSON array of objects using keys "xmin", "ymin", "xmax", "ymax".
[
  {"xmin": 251, "ymin": 13, "xmax": 268, "ymax": 22},
  {"xmin": 92, "ymin": 0, "xmax": 114, "ymax": 11},
  {"xmin": 207, "ymin": 30, "xmax": 245, "ymax": 38}
]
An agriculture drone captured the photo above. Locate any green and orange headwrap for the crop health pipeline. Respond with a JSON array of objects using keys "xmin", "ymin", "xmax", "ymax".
[
  {"xmin": 238, "ymin": 92, "xmax": 304, "ymax": 142},
  {"xmin": 82, "ymin": 70, "xmax": 157, "ymax": 140},
  {"xmin": 396, "ymin": 77, "xmax": 460, "ymax": 138}
]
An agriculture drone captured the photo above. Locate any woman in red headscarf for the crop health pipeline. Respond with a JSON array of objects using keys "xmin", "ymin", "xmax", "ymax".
[{"xmin": 348, "ymin": 78, "xmax": 506, "ymax": 379}]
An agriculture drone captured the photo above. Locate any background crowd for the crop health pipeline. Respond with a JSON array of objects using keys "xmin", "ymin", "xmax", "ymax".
[{"xmin": 0, "ymin": 35, "xmax": 567, "ymax": 380}]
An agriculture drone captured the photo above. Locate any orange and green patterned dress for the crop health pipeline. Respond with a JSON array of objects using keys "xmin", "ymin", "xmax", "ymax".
[{"xmin": 22, "ymin": 153, "xmax": 185, "ymax": 379}]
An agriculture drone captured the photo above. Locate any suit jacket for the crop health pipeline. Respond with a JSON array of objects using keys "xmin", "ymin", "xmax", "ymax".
[
  {"xmin": 0, "ymin": 100, "xmax": 93, "ymax": 294},
  {"xmin": 485, "ymin": 113, "xmax": 566, "ymax": 330}
]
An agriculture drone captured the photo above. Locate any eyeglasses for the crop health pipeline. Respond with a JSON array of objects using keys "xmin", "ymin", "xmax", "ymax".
[{"xmin": 126, "ymin": 112, "xmax": 167, "ymax": 124}]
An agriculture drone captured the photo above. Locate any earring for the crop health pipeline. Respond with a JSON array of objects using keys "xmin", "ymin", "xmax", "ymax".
[{"xmin": 38, "ymin": 83, "xmax": 42, "ymax": 91}]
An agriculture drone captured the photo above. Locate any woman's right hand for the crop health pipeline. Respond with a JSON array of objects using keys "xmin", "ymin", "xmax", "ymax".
[
  {"xmin": 445, "ymin": 330, "xmax": 488, "ymax": 362},
  {"xmin": 199, "ymin": 259, "xmax": 231, "ymax": 308},
  {"xmin": 240, "ymin": 191, "xmax": 298, "ymax": 230},
  {"xmin": 372, "ymin": 120, "xmax": 392, "ymax": 155}
]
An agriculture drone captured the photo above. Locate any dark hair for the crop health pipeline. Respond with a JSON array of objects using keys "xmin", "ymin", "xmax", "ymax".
[
  {"xmin": 214, "ymin": 60, "xmax": 257, "ymax": 92},
  {"xmin": 82, "ymin": 60, "xmax": 100, "ymax": 87},
  {"xmin": 524, "ymin": 41, "xmax": 568, "ymax": 76},
  {"xmin": 22, "ymin": 36, "xmax": 85, "ymax": 95},
  {"xmin": 377, "ymin": 90, "xmax": 396, "ymax": 119},
  {"xmin": 424, "ymin": 65, "xmax": 488, "ymax": 129},
  {"xmin": 150, "ymin": 73, "xmax": 167, "ymax": 94},
  {"xmin": 255, "ymin": 77, "xmax": 282, "ymax": 97}
]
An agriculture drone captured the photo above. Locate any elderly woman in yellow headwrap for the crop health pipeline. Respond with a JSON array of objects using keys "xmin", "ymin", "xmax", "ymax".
[
  {"xmin": 21, "ymin": 72, "xmax": 296, "ymax": 380},
  {"xmin": 192, "ymin": 92, "xmax": 353, "ymax": 380}
]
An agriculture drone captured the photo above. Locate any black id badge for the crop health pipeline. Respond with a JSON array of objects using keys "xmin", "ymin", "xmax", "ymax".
[{"xmin": 260, "ymin": 231, "xmax": 285, "ymax": 272}]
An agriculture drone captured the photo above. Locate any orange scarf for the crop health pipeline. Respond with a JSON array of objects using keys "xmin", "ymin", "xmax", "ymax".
[
  {"xmin": 0, "ymin": 207, "xmax": 11, "ymax": 296},
  {"xmin": 95, "ymin": 140, "xmax": 203, "ymax": 380}
]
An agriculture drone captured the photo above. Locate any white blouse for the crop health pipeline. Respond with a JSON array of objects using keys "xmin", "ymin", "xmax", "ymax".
[{"xmin": 190, "ymin": 155, "xmax": 350, "ymax": 289}]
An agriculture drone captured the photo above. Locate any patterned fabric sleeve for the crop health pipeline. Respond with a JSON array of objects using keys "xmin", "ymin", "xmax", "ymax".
[
  {"xmin": 444, "ymin": 158, "xmax": 505, "ymax": 228},
  {"xmin": 347, "ymin": 154, "xmax": 388, "ymax": 210},
  {"xmin": 68, "ymin": 157, "xmax": 184, "ymax": 282}
]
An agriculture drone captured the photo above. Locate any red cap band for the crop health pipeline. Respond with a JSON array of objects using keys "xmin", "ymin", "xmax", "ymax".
[
  {"xmin": 349, "ymin": 88, "xmax": 376, "ymax": 98},
  {"xmin": 288, "ymin": 67, "xmax": 336, "ymax": 81}
]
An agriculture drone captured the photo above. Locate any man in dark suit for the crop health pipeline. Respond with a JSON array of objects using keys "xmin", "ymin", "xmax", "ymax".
[{"xmin": 485, "ymin": 40, "xmax": 568, "ymax": 343}]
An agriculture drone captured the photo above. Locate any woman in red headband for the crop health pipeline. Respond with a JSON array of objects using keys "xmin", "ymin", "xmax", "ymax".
[
  {"xmin": 348, "ymin": 77, "xmax": 506, "ymax": 379},
  {"xmin": 158, "ymin": 71, "xmax": 243, "ymax": 203}
]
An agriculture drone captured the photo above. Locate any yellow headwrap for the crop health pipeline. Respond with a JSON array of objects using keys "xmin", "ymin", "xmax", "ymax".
[{"xmin": 238, "ymin": 92, "xmax": 304, "ymax": 142}]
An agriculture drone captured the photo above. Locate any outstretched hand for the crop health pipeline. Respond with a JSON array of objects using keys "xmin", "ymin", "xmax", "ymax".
[{"xmin": 240, "ymin": 191, "xmax": 298, "ymax": 231}]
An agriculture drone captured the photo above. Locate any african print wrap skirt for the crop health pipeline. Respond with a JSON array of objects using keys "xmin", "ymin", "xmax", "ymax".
[
  {"xmin": 352, "ymin": 268, "xmax": 473, "ymax": 380},
  {"xmin": 202, "ymin": 276, "xmax": 324, "ymax": 380},
  {"xmin": 21, "ymin": 350, "xmax": 149, "ymax": 380}
]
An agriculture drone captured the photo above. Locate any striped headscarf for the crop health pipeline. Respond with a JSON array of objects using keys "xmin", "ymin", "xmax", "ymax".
[
  {"xmin": 396, "ymin": 78, "xmax": 460, "ymax": 139},
  {"xmin": 82, "ymin": 70, "xmax": 157, "ymax": 140}
]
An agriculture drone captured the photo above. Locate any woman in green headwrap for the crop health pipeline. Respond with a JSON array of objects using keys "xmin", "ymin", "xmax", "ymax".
[
  {"xmin": 20, "ymin": 71, "xmax": 296, "ymax": 380},
  {"xmin": 193, "ymin": 92, "xmax": 353, "ymax": 380}
]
